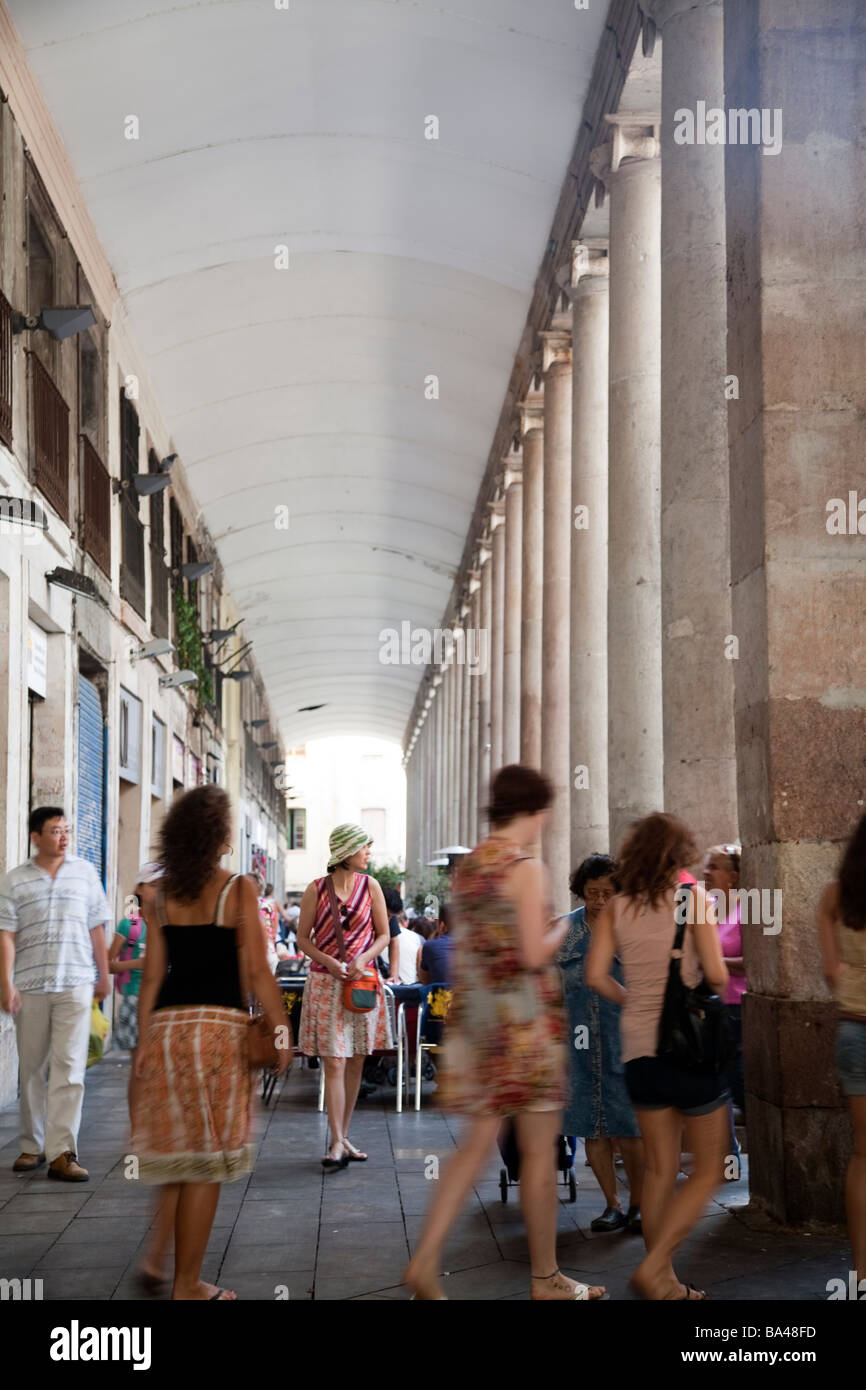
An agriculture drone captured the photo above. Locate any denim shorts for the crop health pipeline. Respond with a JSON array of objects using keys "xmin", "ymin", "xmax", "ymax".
[
  {"xmin": 625, "ymin": 1056, "xmax": 729, "ymax": 1117},
  {"xmin": 836, "ymin": 1018, "xmax": 866, "ymax": 1097}
]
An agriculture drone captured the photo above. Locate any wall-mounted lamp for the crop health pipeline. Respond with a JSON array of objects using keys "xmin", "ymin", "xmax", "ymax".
[
  {"xmin": 174, "ymin": 560, "xmax": 214, "ymax": 582},
  {"xmin": 250, "ymin": 719, "xmax": 268, "ymax": 728},
  {"xmin": 159, "ymin": 670, "xmax": 198, "ymax": 689},
  {"xmin": 225, "ymin": 670, "xmax": 252, "ymax": 681},
  {"xmin": 260, "ymin": 741, "xmax": 278, "ymax": 750},
  {"xmin": 131, "ymin": 638, "xmax": 174, "ymax": 662},
  {"xmin": 12, "ymin": 305, "xmax": 96, "ymax": 341},
  {"xmin": 112, "ymin": 474, "xmax": 171, "ymax": 497}
]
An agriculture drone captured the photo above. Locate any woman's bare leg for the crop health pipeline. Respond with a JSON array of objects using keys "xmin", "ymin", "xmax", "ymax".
[
  {"xmin": 405, "ymin": 1115, "xmax": 500, "ymax": 1298},
  {"xmin": 515, "ymin": 1111, "xmax": 605, "ymax": 1300},
  {"xmin": 172, "ymin": 1182, "xmax": 231, "ymax": 1300},
  {"xmin": 618, "ymin": 1136, "xmax": 646, "ymax": 1209},
  {"xmin": 342, "ymin": 1054, "xmax": 366, "ymax": 1145},
  {"xmin": 632, "ymin": 1108, "xmax": 681, "ymax": 1292},
  {"xmin": 633, "ymin": 1104, "xmax": 727, "ymax": 1299},
  {"xmin": 322, "ymin": 1056, "xmax": 346, "ymax": 1158},
  {"xmin": 585, "ymin": 1136, "xmax": 619, "ymax": 1209},
  {"xmin": 140, "ymin": 1185, "xmax": 178, "ymax": 1281},
  {"xmin": 847, "ymin": 1096, "xmax": 866, "ymax": 1284}
]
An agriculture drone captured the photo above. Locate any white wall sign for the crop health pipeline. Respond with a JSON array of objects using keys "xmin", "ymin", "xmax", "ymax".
[{"xmin": 26, "ymin": 625, "xmax": 47, "ymax": 697}]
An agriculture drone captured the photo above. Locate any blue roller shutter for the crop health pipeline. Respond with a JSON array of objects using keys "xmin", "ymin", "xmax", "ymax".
[{"xmin": 77, "ymin": 676, "xmax": 106, "ymax": 885}]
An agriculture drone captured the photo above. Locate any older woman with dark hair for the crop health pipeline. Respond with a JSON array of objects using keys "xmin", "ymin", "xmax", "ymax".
[
  {"xmin": 587, "ymin": 813, "xmax": 728, "ymax": 1301},
  {"xmin": 559, "ymin": 854, "xmax": 643, "ymax": 1233},
  {"xmin": 406, "ymin": 765, "xmax": 606, "ymax": 1302},
  {"xmin": 133, "ymin": 785, "xmax": 290, "ymax": 1300}
]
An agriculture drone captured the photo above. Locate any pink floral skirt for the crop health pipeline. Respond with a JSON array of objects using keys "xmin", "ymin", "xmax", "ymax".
[{"xmin": 298, "ymin": 971, "xmax": 392, "ymax": 1058}]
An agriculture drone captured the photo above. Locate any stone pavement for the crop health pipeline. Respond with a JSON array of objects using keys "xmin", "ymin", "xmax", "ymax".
[{"xmin": 0, "ymin": 1055, "xmax": 851, "ymax": 1301}]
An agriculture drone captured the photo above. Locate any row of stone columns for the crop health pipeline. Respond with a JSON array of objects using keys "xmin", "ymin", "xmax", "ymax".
[{"xmin": 404, "ymin": 0, "xmax": 866, "ymax": 1227}]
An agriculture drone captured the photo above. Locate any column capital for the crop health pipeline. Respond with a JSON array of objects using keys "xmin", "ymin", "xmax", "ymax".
[
  {"xmin": 590, "ymin": 113, "xmax": 661, "ymax": 206},
  {"xmin": 516, "ymin": 386, "xmax": 545, "ymax": 436},
  {"xmin": 642, "ymin": 0, "xmax": 720, "ymax": 46},
  {"xmin": 487, "ymin": 497, "xmax": 506, "ymax": 531},
  {"xmin": 466, "ymin": 567, "xmax": 481, "ymax": 596},
  {"xmin": 501, "ymin": 442, "xmax": 523, "ymax": 491},
  {"xmin": 570, "ymin": 238, "xmax": 609, "ymax": 296},
  {"xmin": 539, "ymin": 308, "xmax": 573, "ymax": 373}
]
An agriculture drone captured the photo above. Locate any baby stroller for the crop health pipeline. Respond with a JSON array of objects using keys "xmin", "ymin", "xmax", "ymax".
[{"xmin": 498, "ymin": 1120, "xmax": 577, "ymax": 1204}]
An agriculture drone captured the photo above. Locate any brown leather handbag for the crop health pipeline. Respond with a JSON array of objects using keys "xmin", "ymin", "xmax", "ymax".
[
  {"xmin": 325, "ymin": 875, "xmax": 381, "ymax": 1013},
  {"xmin": 228, "ymin": 873, "xmax": 281, "ymax": 1071}
]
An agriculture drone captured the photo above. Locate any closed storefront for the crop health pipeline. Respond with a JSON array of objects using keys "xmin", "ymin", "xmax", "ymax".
[{"xmin": 77, "ymin": 674, "xmax": 106, "ymax": 885}]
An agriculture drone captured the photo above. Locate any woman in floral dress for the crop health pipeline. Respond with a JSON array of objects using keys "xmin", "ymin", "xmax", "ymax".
[{"xmin": 405, "ymin": 765, "xmax": 606, "ymax": 1302}]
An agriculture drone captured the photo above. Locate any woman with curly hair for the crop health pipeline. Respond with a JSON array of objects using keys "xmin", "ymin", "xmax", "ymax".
[
  {"xmin": 132, "ymin": 785, "xmax": 290, "ymax": 1301},
  {"xmin": 817, "ymin": 811, "xmax": 866, "ymax": 1288},
  {"xmin": 587, "ymin": 812, "xmax": 728, "ymax": 1301}
]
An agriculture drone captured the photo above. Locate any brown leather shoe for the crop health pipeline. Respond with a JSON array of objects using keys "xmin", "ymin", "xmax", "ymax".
[
  {"xmin": 47, "ymin": 1152, "xmax": 89, "ymax": 1182},
  {"xmin": 12, "ymin": 1152, "xmax": 46, "ymax": 1173}
]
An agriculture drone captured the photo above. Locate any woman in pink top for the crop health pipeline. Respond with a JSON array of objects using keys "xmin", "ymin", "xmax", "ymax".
[{"xmin": 587, "ymin": 813, "xmax": 728, "ymax": 1301}]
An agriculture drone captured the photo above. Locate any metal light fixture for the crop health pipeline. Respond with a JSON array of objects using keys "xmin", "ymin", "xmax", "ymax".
[
  {"xmin": 225, "ymin": 670, "xmax": 252, "ymax": 681},
  {"xmin": 131, "ymin": 638, "xmax": 174, "ymax": 662},
  {"xmin": 260, "ymin": 741, "xmax": 278, "ymax": 749},
  {"xmin": 159, "ymin": 670, "xmax": 198, "ymax": 689},
  {"xmin": 12, "ymin": 305, "xmax": 97, "ymax": 341},
  {"xmin": 206, "ymin": 626, "xmax": 239, "ymax": 642},
  {"xmin": 250, "ymin": 719, "xmax": 268, "ymax": 728},
  {"xmin": 45, "ymin": 567, "xmax": 107, "ymax": 606},
  {"xmin": 176, "ymin": 560, "xmax": 213, "ymax": 582},
  {"xmin": 112, "ymin": 474, "xmax": 171, "ymax": 497}
]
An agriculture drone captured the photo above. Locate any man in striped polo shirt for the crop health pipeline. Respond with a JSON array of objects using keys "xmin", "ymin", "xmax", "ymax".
[{"xmin": 0, "ymin": 807, "xmax": 111, "ymax": 1181}]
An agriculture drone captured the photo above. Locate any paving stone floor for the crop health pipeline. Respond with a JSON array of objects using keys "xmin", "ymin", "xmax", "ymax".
[{"xmin": 0, "ymin": 1055, "xmax": 852, "ymax": 1301}]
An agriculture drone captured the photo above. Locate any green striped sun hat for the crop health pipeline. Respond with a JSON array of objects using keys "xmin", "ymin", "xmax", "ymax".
[{"xmin": 327, "ymin": 823, "xmax": 373, "ymax": 871}]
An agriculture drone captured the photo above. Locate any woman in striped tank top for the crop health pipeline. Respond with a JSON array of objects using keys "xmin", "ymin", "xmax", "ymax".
[{"xmin": 297, "ymin": 824, "xmax": 392, "ymax": 1170}]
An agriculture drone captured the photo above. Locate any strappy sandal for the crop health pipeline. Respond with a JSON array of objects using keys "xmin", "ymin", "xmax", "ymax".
[
  {"xmin": 665, "ymin": 1282, "xmax": 708, "ymax": 1301},
  {"xmin": 343, "ymin": 1140, "xmax": 368, "ymax": 1162},
  {"xmin": 321, "ymin": 1142, "xmax": 349, "ymax": 1173},
  {"xmin": 209, "ymin": 1288, "xmax": 235, "ymax": 1300},
  {"xmin": 531, "ymin": 1270, "xmax": 608, "ymax": 1301}
]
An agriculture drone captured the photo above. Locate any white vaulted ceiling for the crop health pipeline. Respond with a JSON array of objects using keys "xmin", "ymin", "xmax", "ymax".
[{"xmin": 8, "ymin": 0, "xmax": 608, "ymax": 743}]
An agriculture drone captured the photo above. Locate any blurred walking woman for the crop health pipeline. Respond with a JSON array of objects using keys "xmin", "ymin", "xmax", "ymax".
[
  {"xmin": 406, "ymin": 766, "xmax": 606, "ymax": 1301},
  {"xmin": 587, "ymin": 813, "xmax": 728, "ymax": 1301},
  {"xmin": 133, "ymin": 786, "xmax": 289, "ymax": 1301},
  {"xmin": 817, "ymin": 811, "xmax": 866, "ymax": 1287},
  {"xmin": 297, "ymin": 824, "xmax": 391, "ymax": 1171}
]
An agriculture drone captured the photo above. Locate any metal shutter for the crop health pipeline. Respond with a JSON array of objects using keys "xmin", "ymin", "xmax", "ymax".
[{"xmin": 77, "ymin": 676, "xmax": 106, "ymax": 885}]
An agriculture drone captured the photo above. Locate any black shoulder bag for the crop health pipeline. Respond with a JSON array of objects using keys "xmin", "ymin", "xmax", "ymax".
[{"xmin": 656, "ymin": 898, "xmax": 733, "ymax": 1075}]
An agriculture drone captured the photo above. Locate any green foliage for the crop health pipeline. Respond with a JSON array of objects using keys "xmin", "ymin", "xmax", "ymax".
[
  {"xmin": 366, "ymin": 861, "xmax": 405, "ymax": 895},
  {"xmin": 172, "ymin": 587, "xmax": 214, "ymax": 710}
]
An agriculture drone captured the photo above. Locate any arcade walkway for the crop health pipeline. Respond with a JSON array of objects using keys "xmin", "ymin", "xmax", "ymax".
[{"xmin": 0, "ymin": 1058, "xmax": 849, "ymax": 1302}]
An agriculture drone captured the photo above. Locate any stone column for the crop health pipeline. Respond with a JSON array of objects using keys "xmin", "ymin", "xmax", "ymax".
[
  {"xmin": 459, "ymin": 599, "xmax": 472, "ymax": 844},
  {"xmin": 433, "ymin": 673, "xmax": 444, "ymax": 852},
  {"xmin": 489, "ymin": 502, "xmax": 506, "ymax": 776},
  {"xmin": 540, "ymin": 318, "xmax": 573, "ymax": 907},
  {"xmin": 567, "ymin": 239, "xmax": 611, "ymax": 865},
  {"xmin": 450, "ymin": 631, "xmax": 463, "ymax": 842},
  {"xmin": 592, "ymin": 116, "xmax": 663, "ymax": 854},
  {"xmin": 519, "ymin": 390, "xmax": 545, "ymax": 766},
  {"xmin": 645, "ymin": 0, "xmax": 738, "ymax": 853},
  {"xmin": 502, "ymin": 453, "xmax": 523, "ymax": 766},
  {"xmin": 443, "ymin": 657, "xmax": 454, "ymax": 846},
  {"xmin": 724, "ymin": 0, "xmax": 865, "ymax": 1225},
  {"xmin": 467, "ymin": 577, "xmax": 481, "ymax": 843},
  {"xmin": 476, "ymin": 540, "xmax": 493, "ymax": 831}
]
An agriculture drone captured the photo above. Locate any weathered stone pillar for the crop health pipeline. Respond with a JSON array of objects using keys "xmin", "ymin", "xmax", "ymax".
[
  {"xmin": 502, "ymin": 454, "xmax": 523, "ymax": 766},
  {"xmin": 476, "ymin": 540, "xmax": 492, "ymax": 831},
  {"xmin": 645, "ymin": 0, "xmax": 738, "ymax": 853},
  {"xmin": 724, "ymin": 0, "xmax": 865, "ymax": 1225},
  {"xmin": 592, "ymin": 115, "xmax": 663, "ymax": 855},
  {"xmin": 443, "ymin": 656, "xmax": 455, "ymax": 846},
  {"xmin": 519, "ymin": 392, "xmax": 545, "ymax": 767},
  {"xmin": 567, "ymin": 239, "xmax": 610, "ymax": 867},
  {"xmin": 450, "ymin": 630, "xmax": 463, "ymax": 842},
  {"xmin": 489, "ymin": 502, "xmax": 506, "ymax": 775},
  {"xmin": 433, "ymin": 671, "xmax": 444, "ymax": 852},
  {"xmin": 459, "ymin": 596, "xmax": 472, "ymax": 845},
  {"xmin": 540, "ymin": 318, "xmax": 573, "ymax": 907},
  {"xmin": 467, "ymin": 577, "xmax": 481, "ymax": 843}
]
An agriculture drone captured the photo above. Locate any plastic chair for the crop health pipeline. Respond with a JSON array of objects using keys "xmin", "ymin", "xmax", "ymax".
[{"xmin": 415, "ymin": 982, "xmax": 453, "ymax": 1110}]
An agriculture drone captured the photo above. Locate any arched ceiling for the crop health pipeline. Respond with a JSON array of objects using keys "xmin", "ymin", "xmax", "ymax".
[{"xmin": 9, "ymin": 0, "xmax": 609, "ymax": 743}]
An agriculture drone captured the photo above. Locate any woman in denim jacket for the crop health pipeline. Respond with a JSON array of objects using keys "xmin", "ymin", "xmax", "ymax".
[{"xmin": 559, "ymin": 855, "xmax": 644, "ymax": 1233}]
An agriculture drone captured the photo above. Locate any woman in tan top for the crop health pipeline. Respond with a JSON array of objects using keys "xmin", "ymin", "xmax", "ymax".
[
  {"xmin": 817, "ymin": 811, "xmax": 866, "ymax": 1286},
  {"xmin": 587, "ymin": 813, "xmax": 728, "ymax": 1301}
]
